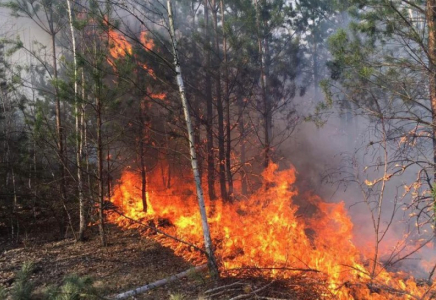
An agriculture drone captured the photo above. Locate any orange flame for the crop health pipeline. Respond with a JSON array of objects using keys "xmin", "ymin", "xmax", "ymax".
[
  {"xmin": 108, "ymin": 163, "xmax": 433, "ymax": 298},
  {"xmin": 106, "ymin": 22, "xmax": 132, "ymax": 60},
  {"xmin": 105, "ymin": 20, "xmax": 156, "ymax": 79}
]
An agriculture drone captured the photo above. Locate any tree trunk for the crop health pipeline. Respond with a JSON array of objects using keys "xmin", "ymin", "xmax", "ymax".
[
  {"xmin": 312, "ymin": 37, "xmax": 319, "ymax": 101},
  {"xmin": 107, "ymin": 142, "xmax": 112, "ymax": 198},
  {"xmin": 211, "ymin": 0, "xmax": 227, "ymax": 201},
  {"xmin": 204, "ymin": 0, "xmax": 216, "ymax": 201},
  {"xmin": 167, "ymin": 0, "xmax": 219, "ymax": 279},
  {"xmin": 96, "ymin": 94, "xmax": 106, "ymax": 246},
  {"xmin": 220, "ymin": 0, "xmax": 233, "ymax": 201},
  {"xmin": 255, "ymin": 0, "xmax": 271, "ymax": 170},
  {"xmin": 51, "ymin": 31, "xmax": 68, "ymax": 237},
  {"xmin": 66, "ymin": 0, "xmax": 86, "ymax": 241},
  {"xmin": 82, "ymin": 71, "xmax": 92, "ymax": 228},
  {"xmin": 139, "ymin": 103, "xmax": 147, "ymax": 212},
  {"xmin": 238, "ymin": 96, "xmax": 247, "ymax": 195},
  {"xmin": 140, "ymin": 140, "xmax": 147, "ymax": 212},
  {"xmin": 427, "ymin": 0, "xmax": 436, "ymax": 236}
]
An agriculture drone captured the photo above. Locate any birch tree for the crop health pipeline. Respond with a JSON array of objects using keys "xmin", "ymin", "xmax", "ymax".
[
  {"xmin": 65, "ymin": 0, "xmax": 86, "ymax": 241},
  {"xmin": 166, "ymin": 0, "xmax": 219, "ymax": 279}
]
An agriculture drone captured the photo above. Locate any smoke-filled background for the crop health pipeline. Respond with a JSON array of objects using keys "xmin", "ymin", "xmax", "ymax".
[{"xmin": 0, "ymin": 1, "xmax": 435, "ymax": 298}]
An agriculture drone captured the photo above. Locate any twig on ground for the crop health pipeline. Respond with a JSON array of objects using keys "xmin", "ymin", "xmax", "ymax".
[
  {"xmin": 228, "ymin": 281, "xmax": 276, "ymax": 300},
  {"xmin": 204, "ymin": 281, "xmax": 245, "ymax": 294},
  {"xmin": 208, "ymin": 288, "xmax": 246, "ymax": 298},
  {"xmin": 226, "ymin": 267, "xmax": 320, "ymax": 273},
  {"xmin": 112, "ymin": 264, "xmax": 207, "ymax": 299}
]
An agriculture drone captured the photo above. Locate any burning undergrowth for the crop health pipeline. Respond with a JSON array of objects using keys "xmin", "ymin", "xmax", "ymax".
[{"xmin": 107, "ymin": 163, "xmax": 436, "ymax": 299}]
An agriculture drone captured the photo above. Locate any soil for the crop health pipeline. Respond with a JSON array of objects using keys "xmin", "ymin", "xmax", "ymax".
[
  {"xmin": 0, "ymin": 224, "xmax": 209, "ymax": 299},
  {"xmin": 0, "ymin": 222, "xmax": 327, "ymax": 300}
]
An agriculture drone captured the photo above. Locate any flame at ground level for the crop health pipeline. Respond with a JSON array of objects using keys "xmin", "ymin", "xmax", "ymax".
[{"xmin": 107, "ymin": 164, "xmax": 434, "ymax": 299}]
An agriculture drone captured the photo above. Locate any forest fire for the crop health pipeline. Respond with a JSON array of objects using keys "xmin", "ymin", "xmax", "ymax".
[
  {"xmin": 3, "ymin": 0, "xmax": 436, "ymax": 299},
  {"xmin": 107, "ymin": 164, "xmax": 435, "ymax": 299},
  {"xmin": 98, "ymin": 15, "xmax": 436, "ymax": 299}
]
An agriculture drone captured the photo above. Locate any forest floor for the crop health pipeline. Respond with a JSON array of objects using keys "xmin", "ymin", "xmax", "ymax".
[
  {"xmin": 0, "ymin": 222, "xmax": 326, "ymax": 300},
  {"xmin": 0, "ymin": 223, "xmax": 211, "ymax": 299}
]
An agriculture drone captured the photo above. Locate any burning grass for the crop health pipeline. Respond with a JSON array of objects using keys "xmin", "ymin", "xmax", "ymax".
[{"xmin": 107, "ymin": 163, "xmax": 436, "ymax": 299}]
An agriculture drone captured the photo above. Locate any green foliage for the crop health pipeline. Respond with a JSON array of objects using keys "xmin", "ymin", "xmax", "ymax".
[
  {"xmin": 0, "ymin": 285, "xmax": 7, "ymax": 300},
  {"xmin": 432, "ymin": 186, "xmax": 436, "ymax": 221},
  {"xmin": 186, "ymin": 267, "xmax": 207, "ymax": 285},
  {"xmin": 2, "ymin": 263, "xmax": 102, "ymax": 300},
  {"xmin": 44, "ymin": 275, "xmax": 99, "ymax": 300},
  {"xmin": 11, "ymin": 262, "xmax": 34, "ymax": 300},
  {"xmin": 168, "ymin": 293, "xmax": 187, "ymax": 300}
]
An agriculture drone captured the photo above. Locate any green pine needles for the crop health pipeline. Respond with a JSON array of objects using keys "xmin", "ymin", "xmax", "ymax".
[{"xmin": 1, "ymin": 262, "xmax": 102, "ymax": 300}]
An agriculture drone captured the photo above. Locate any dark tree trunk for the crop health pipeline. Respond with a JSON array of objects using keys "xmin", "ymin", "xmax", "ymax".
[
  {"xmin": 204, "ymin": 0, "xmax": 216, "ymax": 201},
  {"xmin": 139, "ymin": 104, "xmax": 147, "ymax": 212},
  {"xmin": 211, "ymin": 0, "xmax": 227, "ymax": 201},
  {"xmin": 96, "ymin": 94, "xmax": 106, "ymax": 246},
  {"xmin": 140, "ymin": 142, "xmax": 147, "ymax": 212},
  {"xmin": 426, "ymin": 0, "xmax": 436, "ymax": 236},
  {"xmin": 255, "ymin": 0, "xmax": 271, "ymax": 170},
  {"xmin": 221, "ymin": 0, "xmax": 233, "ymax": 200},
  {"xmin": 107, "ymin": 143, "xmax": 111, "ymax": 199},
  {"xmin": 312, "ymin": 37, "xmax": 319, "ymax": 101},
  {"xmin": 51, "ymin": 31, "xmax": 70, "ymax": 237},
  {"xmin": 238, "ymin": 96, "xmax": 247, "ymax": 195}
]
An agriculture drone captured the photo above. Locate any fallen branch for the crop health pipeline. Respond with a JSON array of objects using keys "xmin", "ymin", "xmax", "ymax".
[
  {"xmin": 229, "ymin": 281, "xmax": 276, "ymax": 300},
  {"xmin": 112, "ymin": 264, "xmax": 207, "ymax": 299},
  {"xmin": 226, "ymin": 267, "xmax": 320, "ymax": 273},
  {"xmin": 208, "ymin": 288, "xmax": 245, "ymax": 298},
  {"xmin": 204, "ymin": 281, "xmax": 245, "ymax": 294}
]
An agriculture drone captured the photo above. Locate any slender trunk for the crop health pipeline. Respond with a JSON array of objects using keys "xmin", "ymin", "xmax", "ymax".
[
  {"xmin": 51, "ymin": 32, "xmax": 68, "ymax": 237},
  {"xmin": 140, "ymin": 144, "xmax": 147, "ymax": 212},
  {"xmin": 312, "ymin": 38, "xmax": 319, "ymax": 101},
  {"xmin": 96, "ymin": 94, "xmax": 106, "ymax": 246},
  {"xmin": 95, "ymin": 33, "xmax": 106, "ymax": 246},
  {"xmin": 427, "ymin": 0, "xmax": 436, "ymax": 236},
  {"xmin": 193, "ymin": 96, "xmax": 203, "ymax": 179},
  {"xmin": 255, "ymin": 0, "xmax": 271, "ymax": 169},
  {"xmin": 33, "ymin": 139, "xmax": 37, "ymax": 214},
  {"xmin": 204, "ymin": 0, "xmax": 216, "ymax": 201},
  {"xmin": 82, "ymin": 71, "xmax": 92, "ymax": 223},
  {"xmin": 107, "ymin": 142, "xmax": 111, "ymax": 198},
  {"xmin": 192, "ymin": 13, "xmax": 202, "ymax": 180},
  {"xmin": 167, "ymin": 163, "xmax": 172, "ymax": 189},
  {"xmin": 238, "ymin": 96, "xmax": 247, "ymax": 195},
  {"xmin": 264, "ymin": 38, "xmax": 272, "ymax": 167},
  {"xmin": 139, "ymin": 104, "xmax": 147, "ymax": 212},
  {"xmin": 167, "ymin": 0, "xmax": 219, "ymax": 279},
  {"xmin": 220, "ymin": 0, "xmax": 233, "ymax": 200},
  {"xmin": 67, "ymin": 0, "xmax": 86, "ymax": 241},
  {"xmin": 163, "ymin": 121, "xmax": 172, "ymax": 189},
  {"xmin": 211, "ymin": 0, "xmax": 227, "ymax": 201},
  {"xmin": 12, "ymin": 167, "xmax": 17, "ymax": 210}
]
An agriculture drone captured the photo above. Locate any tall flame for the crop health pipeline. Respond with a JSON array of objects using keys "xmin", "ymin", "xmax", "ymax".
[
  {"xmin": 105, "ymin": 18, "xmax": 132, "ymax": 61},
  {"xmin": 107, "ymin": 163, "xmax": 435, "ymax": 299},
  {"xmin": 105, "ymin": 20, "xmax": 155, "ymax": 78}
]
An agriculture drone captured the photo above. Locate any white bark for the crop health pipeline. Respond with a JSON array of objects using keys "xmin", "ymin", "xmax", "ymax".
[
  {"xmin": 66, "ymin": 0, "xmax": 85, "ymax": 239},
  {"xmin": 166, "ymin": 0, "xmax": 219, "ymax": 278}
]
